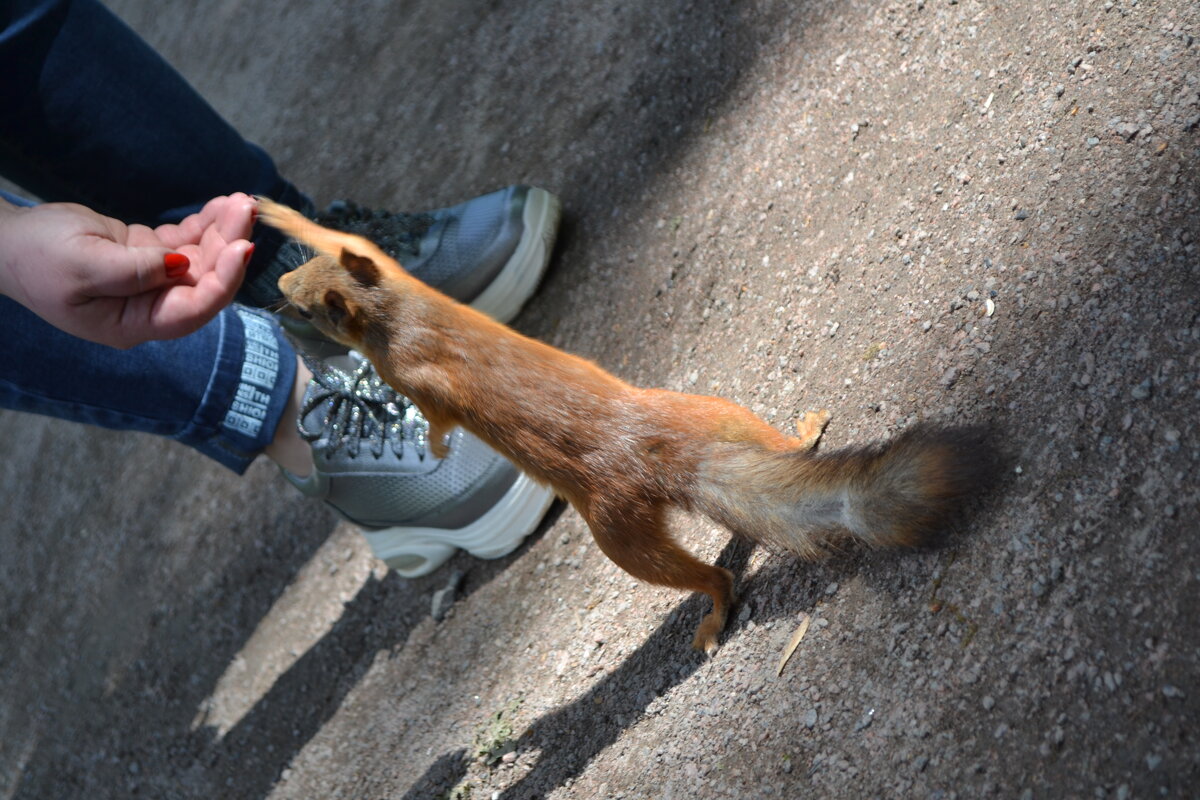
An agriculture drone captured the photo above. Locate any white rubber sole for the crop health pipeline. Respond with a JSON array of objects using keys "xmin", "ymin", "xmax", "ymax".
[
  {"xmin": 363, "ymin": 472, "xmax": 557, "ymax": 578},
  {"xmin": 469, "ymin": 187, "xmax": 562, "ymax": 324}
]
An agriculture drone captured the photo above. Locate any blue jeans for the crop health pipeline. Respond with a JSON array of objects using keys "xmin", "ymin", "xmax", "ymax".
[
  {"xmin": 0, "ymin": 0, "xmax": 309, "ymax": 472},
  {"xmin": 0, "ymin": 298, "xmax": 297, "ymax": 472}
]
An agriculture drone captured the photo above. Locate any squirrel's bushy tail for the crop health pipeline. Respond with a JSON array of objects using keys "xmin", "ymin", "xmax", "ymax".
[{"xmin": 689, "ymin": 425, "xmax": 992, "ymax": 558}]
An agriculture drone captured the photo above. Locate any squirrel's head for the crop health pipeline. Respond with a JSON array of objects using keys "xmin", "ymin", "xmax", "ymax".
[{"xmin": 277, "ymin": 248, "xmax": 385, "ymax": 348}]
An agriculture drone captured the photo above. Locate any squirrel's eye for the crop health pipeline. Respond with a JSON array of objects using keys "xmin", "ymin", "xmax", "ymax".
[{"xmin": 295, "ymin": 306, "xmax": 313, "ymax": 320}]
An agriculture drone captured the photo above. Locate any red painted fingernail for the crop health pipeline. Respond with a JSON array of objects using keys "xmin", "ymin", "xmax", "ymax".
[
  {"xmin": 164, "ymin": 252, "xmax": 190, "ymax": 277},
  {"xmin": 243, "ymin": 243, "xmax": 256, "ymax": 267}
]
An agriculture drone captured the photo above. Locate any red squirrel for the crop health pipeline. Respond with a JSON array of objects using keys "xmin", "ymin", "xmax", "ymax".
[{"xmin": 260, "ymin": 198, "xmax": 989, "ymax": 653}]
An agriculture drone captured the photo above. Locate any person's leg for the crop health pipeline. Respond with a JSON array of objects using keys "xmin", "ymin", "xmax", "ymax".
[
  {"xmin": 0, "ymin": 295, "xmax": 296, "ymax": 473},
  {"xmin": 0, "ymin": 0, "xmax": 311, "ymax": 227}
]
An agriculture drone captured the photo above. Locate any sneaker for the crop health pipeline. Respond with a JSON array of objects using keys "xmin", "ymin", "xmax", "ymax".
[
  {"xmin": 281, "ymin": 351, "xmax": 556, "ymax": 578},
  {"xmin": 321, "ymin": 184, "xmax": 561, "ymax": 322},
  {"xmin": 252, "ymin": 185, "xmax": 561, "ymax": 326}
]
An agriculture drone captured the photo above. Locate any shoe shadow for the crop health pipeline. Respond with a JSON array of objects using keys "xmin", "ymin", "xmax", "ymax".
[
  {"xmin": 397, "ymin": 536, "xmax": 760, "ymax": 799},
  {"xmin": 3, "ymin": 434, "xmax": 566, "ymax": 800},
  {"xmin": 195, "ymin": 500, "xmax": 568, "ymax": 799}
]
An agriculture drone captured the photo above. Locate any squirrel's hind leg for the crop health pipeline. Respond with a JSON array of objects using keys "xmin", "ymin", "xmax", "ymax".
[
  {"xmin": 793, "ymin": 408, "xmax": 832, "ymax": 450},
  {"xmin": 583, "ymin": 502, "xmax": 735, "ymax": 654}
]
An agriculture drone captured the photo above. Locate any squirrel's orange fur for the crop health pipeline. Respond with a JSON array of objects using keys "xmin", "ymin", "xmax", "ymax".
[{"xmin": 259, "ymin": 198, "xmax": 990, "ymax": 653}]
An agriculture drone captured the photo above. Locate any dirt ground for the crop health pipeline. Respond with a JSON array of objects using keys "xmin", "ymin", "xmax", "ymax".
[{"xmin": 2, "ymin": 0, "xmax": 1198, "ymax": 797}]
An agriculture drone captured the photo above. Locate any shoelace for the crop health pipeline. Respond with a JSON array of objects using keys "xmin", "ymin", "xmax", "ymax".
[
  {"xmin": 297, "ymin": 352, "xmax": 430, "ymax": 460},
  {"xmin": 317, "ymin": 201, "xmax": 435, "ymax": 262}
]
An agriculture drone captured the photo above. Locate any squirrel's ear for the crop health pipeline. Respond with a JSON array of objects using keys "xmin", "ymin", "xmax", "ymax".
[
  {"xmin": 323, "ymin": 289, "xmax": 355, "ymax": 329},
  {"xmin": 339, "ymin": 249, "xmax": 381, "ymax": 287}
]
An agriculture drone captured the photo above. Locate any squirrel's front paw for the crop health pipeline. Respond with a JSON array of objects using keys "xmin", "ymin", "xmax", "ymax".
[{"xmin": 431, "ymin": 438, "xmax": 450, "ymax": 459}]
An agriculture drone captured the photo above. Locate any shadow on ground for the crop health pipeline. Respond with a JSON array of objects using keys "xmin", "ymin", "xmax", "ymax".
[{"xmin": 4, "ymin": 0, "xmax": 1199, "ymax": 796}]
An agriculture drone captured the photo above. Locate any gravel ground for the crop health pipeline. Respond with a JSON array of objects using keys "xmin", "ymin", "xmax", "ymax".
[{"xmin": 2, "ymin": 0, "xmax": 1197, "ymax": 798}]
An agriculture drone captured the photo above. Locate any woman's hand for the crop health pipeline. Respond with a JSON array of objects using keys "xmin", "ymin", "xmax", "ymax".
[{"xmin": 0, "ymin": 193, "xmax": 256, "ymax": 348}]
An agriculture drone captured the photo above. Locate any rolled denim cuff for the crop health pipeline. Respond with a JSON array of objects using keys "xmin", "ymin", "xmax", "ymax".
[{"xmin": 183, "ymin": 306, "xmax": 297, "ymax": 473}]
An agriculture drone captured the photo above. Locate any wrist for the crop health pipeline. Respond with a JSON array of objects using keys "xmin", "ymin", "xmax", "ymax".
[
  {"xmin": 0, "ymin": 198, "xmax": 26, "ymax": 299},
  {"xmin": 0, "ymin": 195, "xmax": 25, "ymax": 225},
  {"xmin": 0, "ymin": 201, "xmax": 50, "ymax": 306}
]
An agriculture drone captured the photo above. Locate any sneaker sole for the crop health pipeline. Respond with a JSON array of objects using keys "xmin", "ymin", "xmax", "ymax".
[
  {"xmin": 468, "ymin": 187, "xmax": 562, "ymax": 324},
  {"xmin": 363, "ymin": 471, "xmax": 557, "ymax": 578}
]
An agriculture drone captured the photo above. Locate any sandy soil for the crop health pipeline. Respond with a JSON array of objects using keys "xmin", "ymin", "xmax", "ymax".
[{"xmin": 2, "ymin": 0, "xmax": 1198, "ymax": 797}]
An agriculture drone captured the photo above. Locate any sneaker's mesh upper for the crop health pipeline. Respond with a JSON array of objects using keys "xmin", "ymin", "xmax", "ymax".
[
  {"xmin": 325, "ymin": 187, "xmax": 522, "ymax": 299},
  {"xmin": 322, "ymin": 430, "xmax": 508, "ymax": 527},
  {"xmin": 415, "ymin": 193, "xmax": 510, "ymax": 285}
]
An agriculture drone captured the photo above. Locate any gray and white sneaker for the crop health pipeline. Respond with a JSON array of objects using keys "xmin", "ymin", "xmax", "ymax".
[
  {"xmin": 319, "ymin": 184, "xmax": 561, "ymax": 323},
  {"xmin": 282, "ymin": 351, "xmax": 556, "ymax": 578}
]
